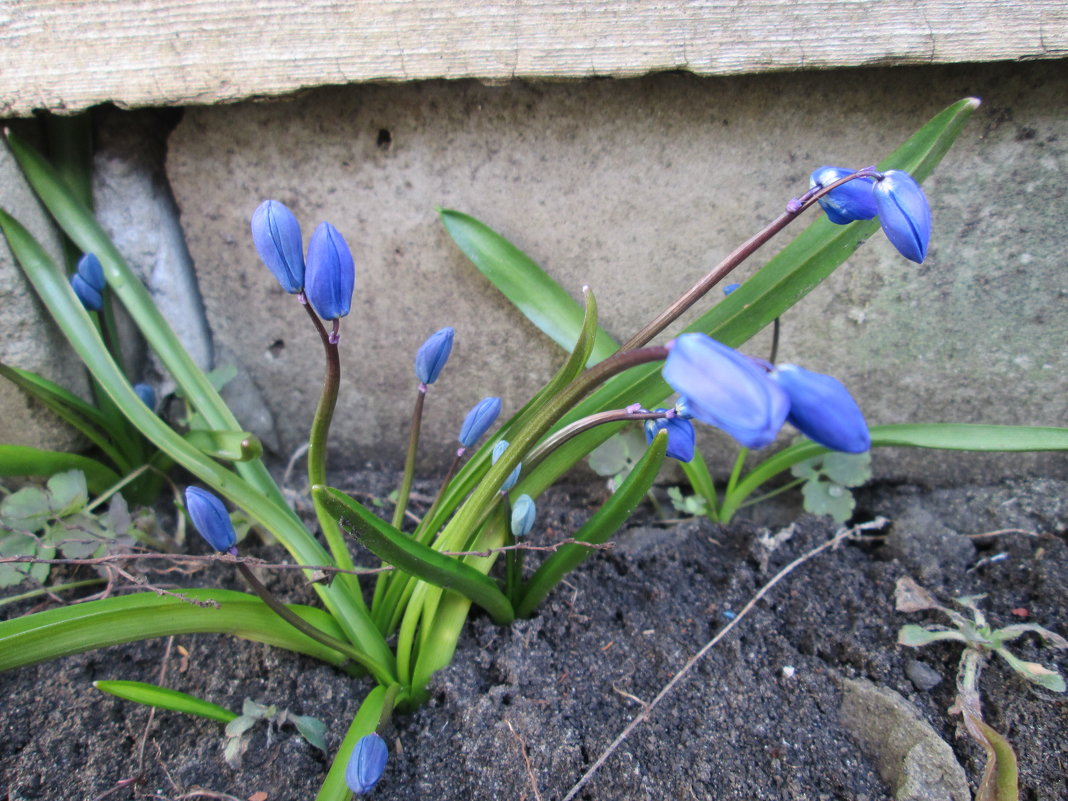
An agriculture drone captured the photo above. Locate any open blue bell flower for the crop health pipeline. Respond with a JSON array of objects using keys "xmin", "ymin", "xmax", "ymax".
[
  {"xmin": 70, "ymin": 273, "xmax": 103, "ymax": 311},
  {"xmin": 76, "ymin": 253, "xmax": 106, "ymax": 292},
  {"xmin": 662, "ymin": 334, "xmax": 788, "ymax": 449},
  {"xmin": 810, "ymin": 166, "xmax": 878, "ymax": 224},
  {"xmin": 491, "ymin": 439, "xmax": 522, "ymax": 492},
  {"xmin": 510, "ymin": 494, "xmax": 536, "ymax": 538},
  {"xmin": 458, "ymin": 397, "xmax": 501, "ymax": 448},
  {"xmin": 184, "ymin": 487, "xmax": 238, "ymax": 553},
  {"xmin": 771, "ymin": 364, "xmax": 870, "ymax": 453},
  {"xmin": 873, "ymin": 170, "xmax": 931, "ymax": 263},
  {"xmin": 346, "ymin": 732, "xmax": 388, "ymax": 795},
  {"xmin": 644, "ymin": 412, "xmax": 695, "ymax": 462},
  {"xmin": 251, "ymin": 200, "xmax": 305, "ymax": 293},
  {"xmin": 415, "ymin": 327, "xmax": 454, "ymax": 385},
  {"xmin": 305, "ymin": 222, "xmax": 355, "ymax": 320}
]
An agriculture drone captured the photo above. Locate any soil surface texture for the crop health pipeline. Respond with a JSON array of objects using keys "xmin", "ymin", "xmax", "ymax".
[{"xmin": 2, "ymin": 474, "xmax": 1066, "ymax": 801}]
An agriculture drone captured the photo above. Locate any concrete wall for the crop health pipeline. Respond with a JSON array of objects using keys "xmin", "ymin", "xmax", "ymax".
[{"xmin": 157, "ymin": 60, "xmax": 1067, "ymax": 482}]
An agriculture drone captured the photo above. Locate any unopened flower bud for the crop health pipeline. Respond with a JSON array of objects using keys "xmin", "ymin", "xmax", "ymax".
[
  {"xmin": 644, "ymin": 412, "xmax": 696, "ymax": 462},
  {"xmin": 771, "ymin": 364, "xmax": 870, "ymax": 453},
  {"xmin": 415, "ymin": 327, "xmax": 454, "ymax": 385},
  {"xmin": 873, "ymin": 170, "xmax": 931, "ymax": 263},
  {"xmin": 76, "ymin": 253, "xmax": 106, "ymax": 292},
  {"xmin": 70, "ymin": 273, "xmax": 103, "ymax": 311},
  {"xmin": 458, "ymin": 397, "xmax": 501, "ymax": 448},
  {"xmin": 810, "ymin": 166, "xmax": 878, "ymax": 224},
  {"xmin": 305, "ymin": 221, "xmax": 355, "ymax": 320},
  {"xmin": 510, "ymin": 494, "xmax": 536, "ymax": 538},
  {"xmin": 133, "ymin": 383, "xmax": 156, "ymax": 411},
  {"xmin": 491, "ymin": 439, "xmax": 522, "ymax": 492},
  {"xmin": 345, "ymin": 732, "xmax": 388, "ymax": 795},
  {"xmin": 251, "ymin": 200, "xmax": 305, "ymax": 293},
  {"xmin": 184, "ymin": 487, "xmax": 237, "ymax": 553}
]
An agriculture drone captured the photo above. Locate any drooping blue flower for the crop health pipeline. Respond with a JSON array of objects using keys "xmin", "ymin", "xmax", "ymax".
[
  {"xmin": 415, "ymin": 327, "xmax": 454, "ymax": 385},
  {"xmin": 345, "ymin": 732, "xmax": 388, "ymax": 795},
  {"xmin": 458, "ymin": 397, "xmax": 502, "ymax": 448},
  {"xmin": 771, "ymin": 364, "xmax": 870, "ymax": 453},
  {"xmin": 70, "ymin": 273, "xmax": 103, "ymax": 311},
  {"xmin": 133, "ymin": 383, "xmax": 156, "ymax": 410},
  {"xmin": 251, "ymin": 200, "xmax": 305, "ymax": 293},
  {"xmin": 184, "ymin": 487, "xmax": 237, "ymax": 553},
  {"xmin": 76, "ymin": 253, "xmax": 106, "ymax": 292},
  {"xmin": 491, "ymin": 439, "xmax": 522, "ymax": 492},
  {"xmin": 644, "ymin": 412, "xmax": 696, "ymax": 462},
  {"xmin": 673, "ymin": 397, "xmax": 694, "ymax": 420},
  {"xmin": 510, "ymin": 494, "xmax": 536, "ymax": 538},
  {"xmin": 304, "ymin": 221, "xmax": 355, "ymax": 320},
  {"xmin": 810, "ymin": 166, "xmax": 878, "ymax": 225},
  {"xmin": 661, "ymin": 334, "xmax": 788, "ymax": 449},
  {"xmin": 873, "ymin": 170, "xmax": 931, "ymax": 263}
]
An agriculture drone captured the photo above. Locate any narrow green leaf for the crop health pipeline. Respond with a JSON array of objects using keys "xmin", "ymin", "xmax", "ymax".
[
  {"xmin": 0, "ymin": 363, "xmax": 111, "ymax": 433},
  {"xmin": 0, "ymin": 445, "xmax": 120, "ymax": 495},
  {"xmin": 0, "ymin": 589, "xmax": 357, "ymax": 673},
  {"xmin": 315, "ymin": 486, "xmax": 515, "ymax": 625},
  {"xmin": 516, "ymin": 429, "xmax": 668, "ymax": 617},
  {"xmin": 290, "ymin": 713, "xmax": 328, "ymax": 752},
  {"xmin": 185, "ymin": 429, "xmax": 264, "ymax": 462},
  {"xmin": 897, "ymin": 624, "xmax": 966, "ymax": 647},
  {"xmin": 93, "ymin": 680, "xmax": 238, "ymax": 723},
  {"xmin": 440, "ymin": 209, "xmax": 618, "ymax": 365}
]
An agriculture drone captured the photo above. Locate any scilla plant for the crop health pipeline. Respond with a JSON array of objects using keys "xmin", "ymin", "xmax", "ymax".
[{"xmin": 3, "ymin": 98, "xmax": 1068, "ymax": 798}]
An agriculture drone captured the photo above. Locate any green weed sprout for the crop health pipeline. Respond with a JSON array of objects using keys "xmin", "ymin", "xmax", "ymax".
[
  {"xmin": 896, "ymin": 576, "xmax": 1067, "ymax": 801},
  {"xmin": 3, "ymin": 98, "xmax": 1068, "ymax": 799}
]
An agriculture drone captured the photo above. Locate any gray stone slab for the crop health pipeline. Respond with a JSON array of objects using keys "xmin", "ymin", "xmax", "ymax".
[{"xmin": 166, "ymin": 61, "xmax": 1068, "ymax": 481}]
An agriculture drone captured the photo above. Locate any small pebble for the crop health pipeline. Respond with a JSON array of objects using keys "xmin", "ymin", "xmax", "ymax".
[
  {"xmin": 782, "ymin": 665, "xmax": 796, "ymax": 679},
  {"xmin": 905, "ymin": 659, "xmax": 943, "ymax": 691}
]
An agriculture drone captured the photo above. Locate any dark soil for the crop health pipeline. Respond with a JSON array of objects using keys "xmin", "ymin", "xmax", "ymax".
[{"xmin": 2, "ymin": 475, "xmax": 1067, "ymax": 801}]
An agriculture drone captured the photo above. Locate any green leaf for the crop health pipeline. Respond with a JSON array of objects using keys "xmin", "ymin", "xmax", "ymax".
[
  {"xmin": 440, "ymin": 209, "xmax": 618, "ymax": 366},
  {"xmin": 290, "ymin": 713, "xmax": 328, "ymax": 752},
  {"xmin": 0, "ymin": 445, "xmax": 120, "ymax": 496},
  {"xmin": 820, "ymin": 451, "xmax": 872, "ymax": 488},
  {"xmin": 225, "ymin": 714, "xmax": 259, "ymax": 738},
  {"xmin": 995, "ymin": 649, "xmax": 1066, "ymax": 692},
  {"xmin": 0, "ymin": 486, "xmax": 52, "ymax": 532},
  {"xmin": 185, "ymin": 429, "xmax": 264, "ymax": 462},
  {"xmin": 316, "ymin": 685, "xmax": 390, "ymax": 801},
  {"xmin": 315, "ymin": 486, "xmax": 515, "ymax": 625},
  {"xmin": 800, "ymin": 479, "xmax": 855, "ymax": 523},
  {"xmin": 93, "ymin": 680, "xmax": 238, "ymax": 722},
  {"xmin": 897, "ymin": 624, "xmax": 966, "ymax": 648},
  {"xmin": 0, "ymin": 531, "xmax": 51, "ymax": 588},
  {"xmin": 516, "ymin": 430, "xmax": 667, "ymax": 617},
  {"xmin": 47, "ymin": 469, "xmax": 88, "ymax": 517}
]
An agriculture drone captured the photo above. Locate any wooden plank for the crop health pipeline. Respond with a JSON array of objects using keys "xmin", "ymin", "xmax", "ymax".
[{"xmin": 2, "ymin": 1, "xmax": 1066, "ymax": 116}]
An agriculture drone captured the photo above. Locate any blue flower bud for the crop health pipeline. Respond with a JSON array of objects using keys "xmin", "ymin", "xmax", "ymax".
[
  {"xmin": 510, "ymin": 494, "xmax": 536, "ymax": 538},
  {"xmin": 722, "ymin": 282, "xmax": 742, "ymax": 296},
  {"xmin": 70, "ymin": 273, "xmax": 103, "ymax": 311},
  {"xmin": 771, "ymin": 364, "xmax": 870, "ymax": 453},
  {"xmin": 491, "ymin": 439, "xmax": 522, "ymax": 492},
  {"xmin": 251, "ymin": 200, "xmax": 305, "ymax": 293},
  {"xmin": 77, "ymin": 253, "xmax": 106, "ymax": 292},
  {"xmin": 644, "ymin": 412, "xmax": 696, "ymax": 462},
  {"xmin": 133, "ymin": 383, "xmax": 156, "ymax": 410},
  {"xmin": 873, "ymin": 170, "xmax": 931, "ymax": 263},
  {"xmin": 810, "ymin": 166, "xmax": 878, "ymax": 225},
  {"xmin": 184, "ymin": 487, "xmax": 237, "ymax": 553},
  {"xmin": 415, "ymin": 327, "xmax": 454, "ymax": 385},
  {"xmin": 458, "ymin": 397, "xmax": 501, "ymax": 448},
  {"xmin": 661, "ymin": 334, "xmax": 788, "ymax": 450},
  {"xmin": 305, "ymin": 222, "xmax": 355, "ymax": 320},
  {"xmin": 345, "ymin": 733, "xmax": 388, "ymax": 795}
]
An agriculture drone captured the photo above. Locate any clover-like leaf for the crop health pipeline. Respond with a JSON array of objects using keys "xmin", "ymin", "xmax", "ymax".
[
  {"xmin": 46, "ymin": 470, "xmax": 88, "ymax": 517},
  {"xmin": 820, "ymin": 451, "xmax": 872, "ymax": 487},
  {"xmin": 801, "ymin": 478, "xmax": 855, "ymax": 522},
  {"xmin": 1, "ymin": 486, "xmax": 51, "ymax": 532}
]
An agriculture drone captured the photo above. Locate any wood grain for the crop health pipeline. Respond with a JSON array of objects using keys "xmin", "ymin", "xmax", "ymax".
[{"xmin": 2, "ymin": 1, "xmax": 1066, "ymax": 116}]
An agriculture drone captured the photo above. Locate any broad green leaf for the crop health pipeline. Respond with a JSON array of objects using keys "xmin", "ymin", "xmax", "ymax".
[
  {"xmin": 440, "ymin": 209, "xmax": 618, "ymax": 366},
  {"xmin": 0, "ymin": 445, "xmax": 120, "ymax": 496},
  {"xmin": 0, "ymin": 531, "xmax": 51, "ymax": 587},
  {"xmin": 800, "ymin": 479, "xmax": 855, "ymax": 523},
  {"xmin": 0, "ymin": 486, "xmax": 51, "ymax": 532},
  {"xmin": 996, "ymin": 649, "xmax": 1066, "ymax": 692},
  {"xmin": 47, "ymin": 469, "xmax": 88, "ymax": 517},
  {"xmin": 290, "ymin": 713, "xmax": 328, "ymax": 751},
  {"xmin": 93, "ymin": 680, "xmax": 238, "ymax": 722},
  {"xmin": 821, "ymin": 451, "xmax": 872, "ymax": 488},
  {"xmin": 315, "ymin": 486, "xmax": 515, "ymax": 625}
]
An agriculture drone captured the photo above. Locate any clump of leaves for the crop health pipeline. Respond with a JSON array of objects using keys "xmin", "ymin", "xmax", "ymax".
[
  {"xmin": 790, "ymin": 450, "xmax": 871, "ymax": 522},
  {"xmin": 0, "ymin": 470, "xmax": 134, "ymax": 588},
  {"xmin": 666, "ymin": 485, "xmax": 709, "ymax": 517},
  {"xmin": 896, "ymin": 576, "xmax": 1067, "ymax": 801},
  {"xmin": 587, "ymin": 428, "xmax": 648, "ymax": 491},
  {"xmin": 225, "ymin": 698, "xmax": 327, "ymax": 766}
]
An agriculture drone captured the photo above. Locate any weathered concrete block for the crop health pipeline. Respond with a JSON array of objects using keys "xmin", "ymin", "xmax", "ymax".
[
  {"xmin": 0, "ymin": 130, "xmax": 90, "ymax": 453},
  {"xmin": 166, "ymin": 62, "xmax": 1068, "ymax": 480}
]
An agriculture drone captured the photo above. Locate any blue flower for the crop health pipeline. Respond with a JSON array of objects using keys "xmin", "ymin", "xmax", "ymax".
[
  {"xmin": 415, "ymin": 327, "xmax": 454, "ymax": 385},
  {"xmin": 673, "ymin": 397, "xmax": 694, "ymax": 420},
  {"xmin": 722, "ymin": 282, "xmax": 742, "ymax": 296},
  {"xmin": 644, "ymin": 412, "xmax": 696, "ymax": 462},
  {"xmin": 662, "ymin": 334, "xmax": 788, "ymax": 449},
  {"xmin": 345, "ymin": 733, "xmax": 388, "ymax": 795},
  {"xmin": 873, "ymin": 170, "xmax": 931, "ymax": 263},
  {"xmin": 76, "ymin": 253, "xmax": 106, "ymax": 292},
  {"xmin": 70, "ymin": 273, "xmax": 103, "ymax": 311},
  {"xmin": 251, "ymin": 200, "xmax": 305, "ymax": 293},
  {"xmin": 491, "ymin": 439, "xmax": 522, "ymax": 492},
  {"xmin": 133, "ymin": 383, "xmax": 156, "ymax": 410},
  {"xmin": 510, "ymin": 494, "xmax": 536, "ymax": 538},
  {"xmin": 810, "ymin": 166, "xmax": 878, "ymax": 225},
  {"xmin": 771, "ymin": 364, "xmax": 870, "ymax": 453},
  {"xmin": 184, "ymin": 487, "xmax": 237, "ymax": 553},
  {"xmin": 458, "ymin": 397, "xmax": 501, "ymax": 448},
  {"xmin": 305, "ymin": 222, "xmax": 355, "ymax": 320}
]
